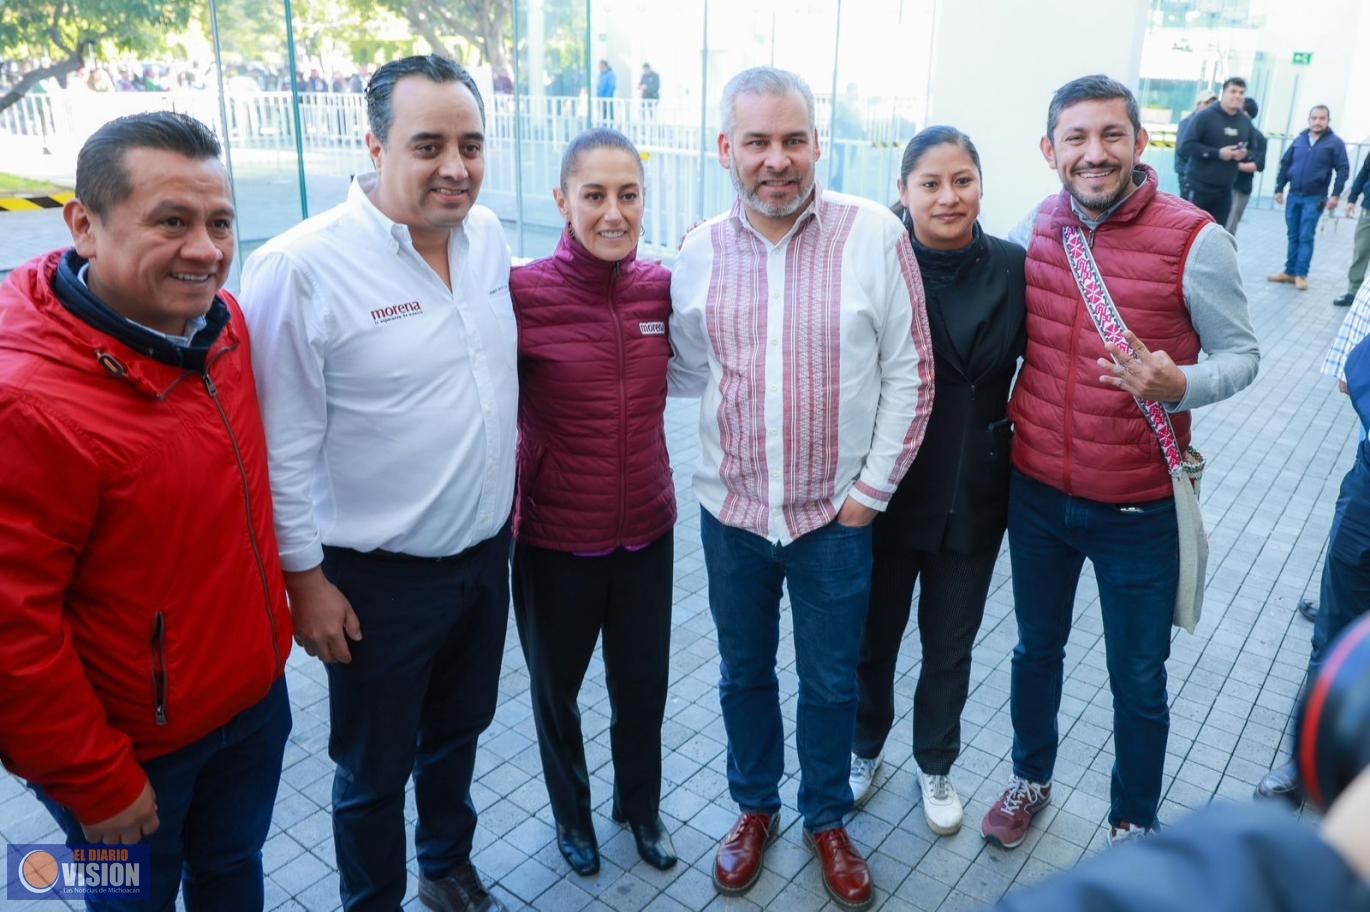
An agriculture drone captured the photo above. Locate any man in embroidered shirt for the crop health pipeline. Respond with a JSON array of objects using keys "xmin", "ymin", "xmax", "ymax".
[
  {"xmin": 979, "ymin": 75, "xmax": 1258, "ymax": 852},
  {"xmin": 669, "ymin": 66, "xmax": 933, "ymax": 911},
  {"xmin": 241, "ymin": 55, "xmax": 513, "ymax": 912}
]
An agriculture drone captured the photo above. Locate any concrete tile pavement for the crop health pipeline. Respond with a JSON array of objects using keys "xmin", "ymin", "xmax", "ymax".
[{"xmin": 1, "ymin": 205, "xmax": 1362, "ymax": 911}]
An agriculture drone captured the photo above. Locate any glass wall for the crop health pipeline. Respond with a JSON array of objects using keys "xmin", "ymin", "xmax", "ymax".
[
  {"xmin": 1136, "ymin": 0, "xmax": 1369, "ymax": 206},
  {"xmin": 0, "ymin": 0, "xmax": 935, "ymax": 271}
]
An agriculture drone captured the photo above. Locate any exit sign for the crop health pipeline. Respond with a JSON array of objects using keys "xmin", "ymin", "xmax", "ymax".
[{"xmin": 1293, "ymin": 51, "xmax": 1313, "ymax": 65}]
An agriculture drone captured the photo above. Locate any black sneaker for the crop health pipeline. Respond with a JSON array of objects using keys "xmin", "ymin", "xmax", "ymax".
[{"xmin": 1334, "ymin": 294, "xmax": 1355, "ymax": 307}]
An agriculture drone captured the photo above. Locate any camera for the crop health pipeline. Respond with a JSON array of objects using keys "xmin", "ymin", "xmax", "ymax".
[{"xmin": 1296, "ymin": 612, "xmax": 1370, "ymax": 810}]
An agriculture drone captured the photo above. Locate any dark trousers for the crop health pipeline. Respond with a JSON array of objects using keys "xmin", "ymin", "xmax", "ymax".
[
  {"xmin": 322, "ymin": 527, "xmax": 511, "ymax": 912},
  {"xmin": 1007, "ymin": 470, "xmax": 1177, "ymax": 829},
  {"xmin": 853, "ymin": 542, "xmax": 1001, "ymax": 774},
  {"xmin": 511, "ymin": 534, "xmax": 673, "ymax": 829},
  {"xmin": 1309, "ymin": 453, "xmax": 1370, "ymax": 680},
  {"xmin": 1189, "ymin": 181, "xmax": 1233, "ymax": 226},
  {"xmin": 35, "ymin": 679, "xmax": 291, "ymax": 912}
]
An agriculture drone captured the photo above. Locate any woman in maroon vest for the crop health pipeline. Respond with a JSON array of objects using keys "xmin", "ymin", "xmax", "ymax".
[
  {"xmin": 848, "ymin": 127, "xmax": 1027, "ymax": 836},
  {"xmin": 509, "ymin": 128, "xmax": 677, "ymax": 877}
]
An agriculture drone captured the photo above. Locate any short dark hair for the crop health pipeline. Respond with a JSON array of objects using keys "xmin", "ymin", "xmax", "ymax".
[
  {"xmin": 1312, "ymin": 104, "xmax": 1331, "ymax": 118},
  {"xmin": 365, "ymin": 54, "xmax": 484, "ymax": 145},
  {"xmin": 1046, "ymin": 74, "xmax": 1141, "ymax": 141},
  {"xmin": 1244, "ymin": 97, "xmax": 1259, "ymax": 118},
  {"xmin": 75, "ymin": 111, "xmax": 221, "ymax": 219},
  {"xmin": 560, "ymin": 127, "xmax": 643, "ymax": 191},
  {"xmin": 896, "ymin": 125, "xmax": 982, "ymax": 186},
  {"xmin": 1222, "ymin": 76, "xmax": 1247, "ymax": 91}
]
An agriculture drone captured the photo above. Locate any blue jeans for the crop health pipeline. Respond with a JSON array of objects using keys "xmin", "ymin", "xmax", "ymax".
[
  {"xmin": 1007, "ymin": 470, "xmax": 1177, "ymax": 828},
  {"xmin": 1284, "ymin": 193, "xmax": 1325, "ymax": 278},
  {"xmin": 34, "ymin": 678, "xmax": 291, "ymax": 912},
  {"xmin": 700, "ymin": 507, "xmax": 873, "ymax": 833},
  {"xmin": 322, "ymin": 526, "xmax": 510, "ymax": 912},
  {"xmin": 1309, "ymin": 449, "xmax": 1370, "ymax": 679}
]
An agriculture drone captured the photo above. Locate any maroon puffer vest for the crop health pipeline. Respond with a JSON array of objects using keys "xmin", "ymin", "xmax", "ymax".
[
  {"xmin": 1009, "ymin": 166, "xmax": 1209, "ymax": 503},
  {"xmin": 511, "ymin": 232, "xmax": 676, "ymax": 551}
]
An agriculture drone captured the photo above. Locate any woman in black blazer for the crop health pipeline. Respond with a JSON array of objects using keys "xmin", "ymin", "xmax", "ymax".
[{"xmin": 848, "ymin": 127, "xmax": 1026, "ymax": 836}]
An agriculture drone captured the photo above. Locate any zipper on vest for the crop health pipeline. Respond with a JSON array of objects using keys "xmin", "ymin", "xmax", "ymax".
[
  {"xmin": 202, "ymin": 350, "xmax": 283, "ymax": 675},
  {"xmin": 609, "ymin": 263, "xmax": 628, "ymax": 545},
  {"xmin": 1062, "ymin": 303, "xmax": 1084, "ymax": 493},
  {"xmin": 151, "ymin": 612, "xmax": 168, "ymax": 726}
]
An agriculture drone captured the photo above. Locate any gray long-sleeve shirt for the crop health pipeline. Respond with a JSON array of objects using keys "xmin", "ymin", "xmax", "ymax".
[{"xmin": 1007, "ymin": 178, "xmax": 1259, "ymax": 413}]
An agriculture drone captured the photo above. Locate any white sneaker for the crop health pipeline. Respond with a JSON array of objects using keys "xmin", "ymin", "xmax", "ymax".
[
  {"xmin": 849, "ymin": 752, "xmax": 882, "ymax": 807},
  {"xmin": 917, "ymin": 768, "xmax": 964, "ymax": 836},
  {"xmin": 1107, "ymin": 821, "xmax": 1155, "ymax": 847}
]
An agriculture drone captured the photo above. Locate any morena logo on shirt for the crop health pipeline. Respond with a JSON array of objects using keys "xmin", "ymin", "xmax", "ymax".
[
  {"xmin": 639, "ymin": 321, "xmax": 666, "ymax": 336},
  {"xmin": 370, "ymin": 301, "xmax": 424, "ymax": 325}
]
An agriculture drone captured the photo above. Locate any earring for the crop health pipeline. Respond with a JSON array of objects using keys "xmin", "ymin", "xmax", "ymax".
[{"xmin": 565, "ymin": 221, "xmax": 575, "ymax": 241}]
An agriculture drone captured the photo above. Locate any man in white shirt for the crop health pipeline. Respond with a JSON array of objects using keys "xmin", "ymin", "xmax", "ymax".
[
  {"xmin": 241, "ymin": 56, "xmax": 515, "ymax": 912},
  {"xmin": 669, "ymin": 66, "xmax": 934, "ymax": 912}
]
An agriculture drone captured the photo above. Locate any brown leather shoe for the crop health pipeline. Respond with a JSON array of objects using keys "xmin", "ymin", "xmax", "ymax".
[
  {"xmin": 712, "ymin": 811, "xmax": 780, "ymax": 895},
  {"xmin": 804, "ymin": 827, "xmax": 874, "ymax": 910},
  {"xmin": 1268, "ymin": 272, "xmax": 1295, "ymax": 284}
]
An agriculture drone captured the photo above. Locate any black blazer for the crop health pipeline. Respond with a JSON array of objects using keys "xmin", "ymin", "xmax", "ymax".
[{"xmin": 874, "ymin": 229, "xmax": 1026, "ymax": 555}]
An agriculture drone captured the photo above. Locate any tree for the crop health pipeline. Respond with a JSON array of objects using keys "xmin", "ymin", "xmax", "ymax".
[
  {"xmin": 382, "ymin": 0, "xmax": 513, "ymax": 77},
  {"xmin": 0, "ymin": 1, "xmax": 192, "ymax": 113}
]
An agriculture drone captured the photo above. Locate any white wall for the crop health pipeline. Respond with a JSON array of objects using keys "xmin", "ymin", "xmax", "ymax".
[
  {"xmin": 926, "ymin": 0, "xmax": 1150, "ymax": 236},
  {"xmin": 1254, "ymin": 0, "xmax": 1370, "ymax": 143}
]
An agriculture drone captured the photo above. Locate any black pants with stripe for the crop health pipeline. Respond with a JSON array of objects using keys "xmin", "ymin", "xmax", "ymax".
[
  {"xmin": 853, "ymin": 541, "xmax": 1001, "ymax": 775},
  {"xmin": 512, "ymin": 533, "xmax": 673, "ymax": 830}
]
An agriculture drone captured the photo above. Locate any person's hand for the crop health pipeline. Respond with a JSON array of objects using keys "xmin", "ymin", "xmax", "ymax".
[
  {"xmin": 1340, "ymin": 378, "xmax": 1350, "ymax": 395},
  {"xmin": 1218, "ymin": 144, "xmax": 1247, "ymax": 161},
  {"xmin": 1274, "ymin": 191, "xmax": 1285, "ymax": 206},
  {"xmin": 1347, "ymin": 203, "xmax": 1358, "ymax": 219},
  {"xmin": 835, "ymin": 497, "xmax": 878, "ymax": 528},
  {"xmin": 81, "ymin": 781, "xmax": 158, "ymax": 845},
  {"xmin": 1328, "ymin": 195, "xmax": 1341, "ymax": 213},
  {"xmin": 1237, "ymin": 161, "xmax": 1257, "ymax": 174},
  {"xmin": 1097, "ymin": 330, "xmax": 1188, "ymax": 402},
  {"xmin": 285, "ymin": 567, "xmax": 362, "ymax": 663},
  {"xmin": 1322, "ymin": 766, "xmax": 1370, "ymax": 883}
]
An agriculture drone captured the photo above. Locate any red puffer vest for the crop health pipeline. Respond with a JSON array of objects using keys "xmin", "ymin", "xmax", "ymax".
[
  {"xmin": 1009, "ymin": 166, "xmax": 1209, "ymax": 503},
  {"xmin": 511, "ymin": 232, "xmax": 676, "ymax": 551}
]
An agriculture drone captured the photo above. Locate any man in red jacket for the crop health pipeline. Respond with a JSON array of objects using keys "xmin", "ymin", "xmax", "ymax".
[
  {"xmin": 0, "ymin": 111, "xmax": 293, "ymax": 910},
  {"xmin": 979, "ymin": 75, "xmax": 1258, "ymax": 851}
]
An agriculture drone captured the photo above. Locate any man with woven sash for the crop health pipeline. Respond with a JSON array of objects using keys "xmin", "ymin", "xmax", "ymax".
[{"xmin": 979, "ymin": 74, "xmax": 1259, "ymax": 850}]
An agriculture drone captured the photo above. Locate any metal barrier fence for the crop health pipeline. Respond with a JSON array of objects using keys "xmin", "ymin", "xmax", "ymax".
[{"xmin": 0, "ymin": 89, "xmax": 905, "ymax": 256}]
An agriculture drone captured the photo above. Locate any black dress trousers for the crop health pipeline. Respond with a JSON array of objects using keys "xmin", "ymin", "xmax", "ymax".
[{"xmin": 512, "ymin": 532, "xmax": 673, "ymax": 829}]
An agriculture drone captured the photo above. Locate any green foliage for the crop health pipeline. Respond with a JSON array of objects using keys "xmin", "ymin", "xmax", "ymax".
[{"xmin": 0, "ymin": 0, "xmax": 193, "ymax": 61}]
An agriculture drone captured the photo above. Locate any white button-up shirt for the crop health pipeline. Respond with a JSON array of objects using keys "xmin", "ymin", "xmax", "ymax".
[
  {"xmin": 241, "ymin": 174, "xmax": 517, "ymax": 571},
  {"xmin": 668, "ymin": 187, "xmax": 934, "ymax": 544}
]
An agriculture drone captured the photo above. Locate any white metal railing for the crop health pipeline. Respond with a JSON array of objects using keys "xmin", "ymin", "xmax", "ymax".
[{"xmin": 0, "ymin": 89, "xmax": 908, "ymax": 254}]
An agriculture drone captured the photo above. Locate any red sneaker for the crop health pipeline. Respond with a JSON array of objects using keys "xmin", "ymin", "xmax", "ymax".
[{"xmin": 980, "ymin": 778, "xmax": 1051, "ymax": 849}]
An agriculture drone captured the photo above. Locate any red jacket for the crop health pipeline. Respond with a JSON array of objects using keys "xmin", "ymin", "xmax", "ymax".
[
  {"xmin": 0, "ymin": 251, "xmax": 292, "ymax": 824},
  {"xmin": 1010, "ymin": 166, "xmax": 1208, "ymax": 502},
  {"xmin": 510, "ymin": 233, "xmax": 676, "ymax": 551}
]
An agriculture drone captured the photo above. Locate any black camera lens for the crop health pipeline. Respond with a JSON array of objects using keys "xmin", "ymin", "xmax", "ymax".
[{"xmin": 1296, "ymin": 613, "xmax": 1370, "ymax": 811}]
